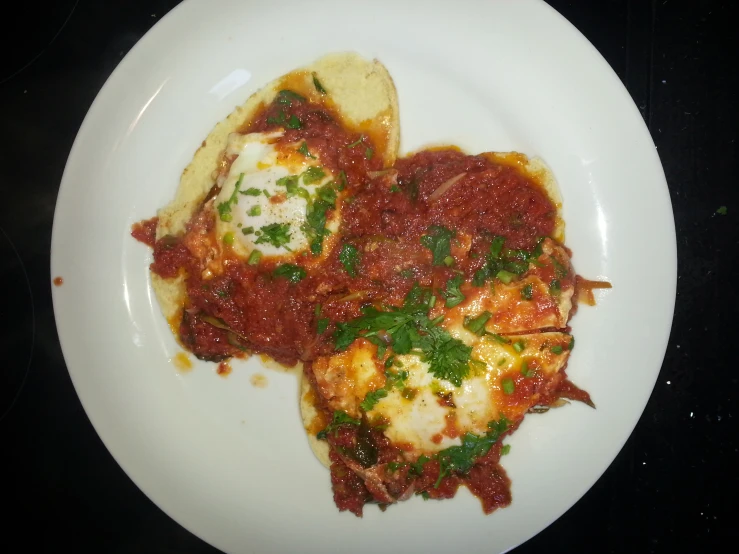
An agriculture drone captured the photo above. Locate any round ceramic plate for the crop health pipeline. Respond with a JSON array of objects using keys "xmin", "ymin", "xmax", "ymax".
[{"xmin": 51, "ymin": 0, "xmax": 676, "ymax": 552}]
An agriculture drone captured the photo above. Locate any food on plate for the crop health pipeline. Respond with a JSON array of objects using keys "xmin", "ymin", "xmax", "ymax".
[{"xmin": 132, "ymin": 52, "xmax": 607, "ymax": 517}]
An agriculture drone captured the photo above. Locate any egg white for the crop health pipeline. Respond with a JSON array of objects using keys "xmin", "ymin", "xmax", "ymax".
[{"xmin": 214, "ymin": 131, "xmax": 336, "ymax": 259}]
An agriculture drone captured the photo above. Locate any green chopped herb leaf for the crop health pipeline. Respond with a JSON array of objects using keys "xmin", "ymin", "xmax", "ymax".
[
  {"xmin": 420, "ymin": 225, "xmax": 456, "ymax": 266},
  {"xmin": 387, "ymin": 461, "xmax": 403, "ymax": 473},
  {"xmin": 240, "ymin": 188, "xmax": 262, "ymax": 196},
  {"xmin": 410, "ymin": 455, "xmax": 430, "ymax": 476},
  {"xmin": 521, "ymin": 283, "xmax": 534, "ymax": 300},
  {"xmin": 717, "ymin": 205, "xmax": 728, "ymax": 215},
  {"xmin": 316, "ymin": 410, "xmax": 360, "ymax": 440},
  {"xmin": 550, "ymin": 345, "xmax": 564, "ymax": 355},
  {"xmin": 365, "ymin": 147, "xmax": 374, "ymax": 160},
  {"xmin": 489, "ymin": 236, "xmax": 506, "ymax": 258},
  {"xmin": 501, "ymin": 444, "xmax": 511, "ymax": 456},
  {"xmin": 490, "ymin": 333, "xmax": 511, "ymax": 344},
  {"xmin": 385, "ymin": 368, "xmax": 408, "ymax": 389},
  {"xmin": 502, "ymin": 377, "xmax": 515, "ymax": 395},
  {"xmin": 298, "ymin": 141, "xmax": 315, "ymax": 158},
  {"xmin": 302, "ymin": 166, "xmax": 326, "ymax": 185},
  {"xmin": 416, "ymin": 327, "xmax": 472, "ymax": 387},
  {"xmin": 513, "ymin": 340, "xmax": 525, "ymax": 353},
  {"xmin": 390, "ymin": 185, "xmax": 401, "ymax": 193},
  {"xmin": 312, "ymin": 72, "xmax": 327, "ymax": 94},
  {"xmin": 433, "ymin": 417, "xmax": 509, "ymax": 486},
  {"xmin": 276, "ymin": 174, "xmax": 299, "ymax": 196},
  {"xmin": 267, "ymin": 110, "xmax": 287, "ymax": 125},
  {"xmin": 248, "ymin": 205, "xmax": 261, "ymax": 216},
  {"xmin": 255, "ymin": 223, "xmax": 291, "ymax": 249},
  {"xmin": 442, "ymin": 275, "xmax": 465, "ymax": 308},
  {"xmin": 360, "ymin": 389, "xmax": 388, "ymax": 411},
  {"xmin": 339, "ymin": 243, "xmax": 361, "ymax": 277},
  {"xmin": 549, "ymin": 279, "xmax": 561, "ymax": 296},
  {"xmin": 273, "ymin": 264, "xmax": 306, "ymax": 284},
  {"xmin": 463, "ymin": 311, "xmax": 492, "ymax": 335},
  {"xmin": 317, "ymin": 318, "xmax": 329, "ymax": 334},
  {"xmin": 216, "ymin": 173, "xmax": 245, "ymax": 222},
  {"xmin": 443, "ymin": 255, "xmax": 454, "ymax": 267},
  {"xmin": 286, "ymin": 114, "xmax": 302, "ymax": 129},
  {"xmin": 275, "ymin": 89, "xmax": 306, "ymax": 105},
  {"xmin": 568, "ymin": 336, "xmax": 575, "ymax": 350},
  {"xmin": 247, "ymin": 250, "xmax": 262, "ymax": 265}
]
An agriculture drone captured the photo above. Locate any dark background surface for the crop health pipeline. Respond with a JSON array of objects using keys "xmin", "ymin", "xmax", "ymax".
[{"xmin": 1, "ymin": 0, "xmax": 736, "ymax": 552}]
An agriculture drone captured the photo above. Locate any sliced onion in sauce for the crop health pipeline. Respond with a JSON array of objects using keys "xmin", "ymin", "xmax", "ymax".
[{"xmin": 428, "ymin": 172, "xmax": 467, "ymax": 202}]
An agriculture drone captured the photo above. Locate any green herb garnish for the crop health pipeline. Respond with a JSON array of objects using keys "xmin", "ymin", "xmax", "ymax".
[
  {"xmin": 255, "ymin": 223, "xmax": 291, "ymax": 249},
  {"xmin": 302, "ymin": 166, "xmax": 326, "ymax": 185},
  {"xmin": 316, "ymin": 410, "xmax": 359, "ymax": 440},
  {"xmin": 521, "ymin": 283, "xmax": 533, "ymax": 300},
  {"xmin": 420, "ymin": 225, "xmax": 455, "ymax": 266},
  {"xmin": 273, "ymin": 264, "xmax": 306, "ymax": 284},
  {"xmin": 442, "ymin": 275, "xmax": 465, "ymax": 308},
  {"xmin": 463, "ymin": 311, "xmax": 492, "ymax": 335},
  {"xmin": 339, "ymin": 243, "xmax": 361, "ymax": 277},
  {"xmin": 312, "ymin": 72, "xmax": 327, "ymax": 94},
  {"xmin": 298, "ymin": 141, "xmax": 315, "ymax": 158}
]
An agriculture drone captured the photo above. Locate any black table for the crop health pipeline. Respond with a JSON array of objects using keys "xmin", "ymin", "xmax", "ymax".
[{"xmin": 2, "ymin": 0, "xmax": 736, "ymax": 551}]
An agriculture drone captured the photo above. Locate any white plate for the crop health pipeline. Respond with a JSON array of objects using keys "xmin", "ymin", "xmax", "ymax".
[{"xmin": 51, "ymin": 0, "xmax": 676, "ymax": 552}]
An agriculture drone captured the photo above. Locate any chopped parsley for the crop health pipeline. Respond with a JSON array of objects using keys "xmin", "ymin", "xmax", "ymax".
[
  {"xmin": 273, "ymin": 264, "xmax": 306, "ymax": 283},
  {"xmin": 420, "ymin": 225, "xmax": 455, "ymax": 266},
  {"xmin": 390, "ymin": 185, "xmax": 401, "ymax": 193},
  {"xmin": 216, "ymin": 173, "xmax": 244, "ymax": 222},
  {"xmin": 717, "ymin": 205, "xmax": 728, "ymax": 215},
  {"xmin": 473, "ymin": 236, "xmax": 544, "ymax": 286},
  {"xmin": 360, "ymin": 389, "xmax": 388, "ymax": 411},
  {"xmin": 316, "ymin": 410, "xmax": 359, "ymax": 440},
  {"xmin": 298, "ymin": 141, "xmax": 315, "ymax": 158},
  {"xmin": 339, "ymin": 243, "xmax": 361, "ymax": 277},
  {"xmin": 333, "ymin": 284, "xmax": 472, "ymax": 386},
  {"xmin": 286, "ymin": 114, "xmax": 302, "ymax": 129},
  {"xmin": 549, "ymin": 279, "xmax": 561, "ymax": 296},
  {"xmin": 442, "ymin": 275, "xmax": 466, "ymax": 308},
  {"xmin": 276, "ymin": 175, "xmax": 299, "ymax": 196},
  {"xmin": 433, "ymin": 417, "xmax": 509, "ymax": 486},
  {"xmin": 312, "ymin": 72, "xmax": 327, "ymax": 94},
  {"xmin": 521, "ymin": 283, "xmax": 533, "ymax": 300},
  {"xmin": 501, "ymin": 444, "xmax": 511, "ymax": 456},
  {"xmin": 275, "ymin": 89, "xmax": 305, "ymax": 105},
  {"xmin": 302, "ymin": 166, "xmax": 326, "ymax": 185},
  {"xmin": 248, "ymin": 205, "xmax": 261, "ymax": 216},
  {"xmin": 255, "ymin": 223, "xmax": 291, "ymax": 249},
  {"xmin": 416, "ymin": 327, "xmax": 473, "ymax": 386},
  {"xmin": 266, "ymin": 110, "xmax": 286, "ymax": 126},
  {"xmin": 240, "ymin": 187, "xmax": 262, "ymax": 196},
  {"xmin": 550, "ymin": 345, "xmax": 564, "ymax": 355}
]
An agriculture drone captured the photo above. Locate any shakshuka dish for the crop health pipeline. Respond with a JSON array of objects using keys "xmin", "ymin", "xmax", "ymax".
[{"xmin": 131, "ymin": 52, "xmax": 610, "ymax": 517}]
